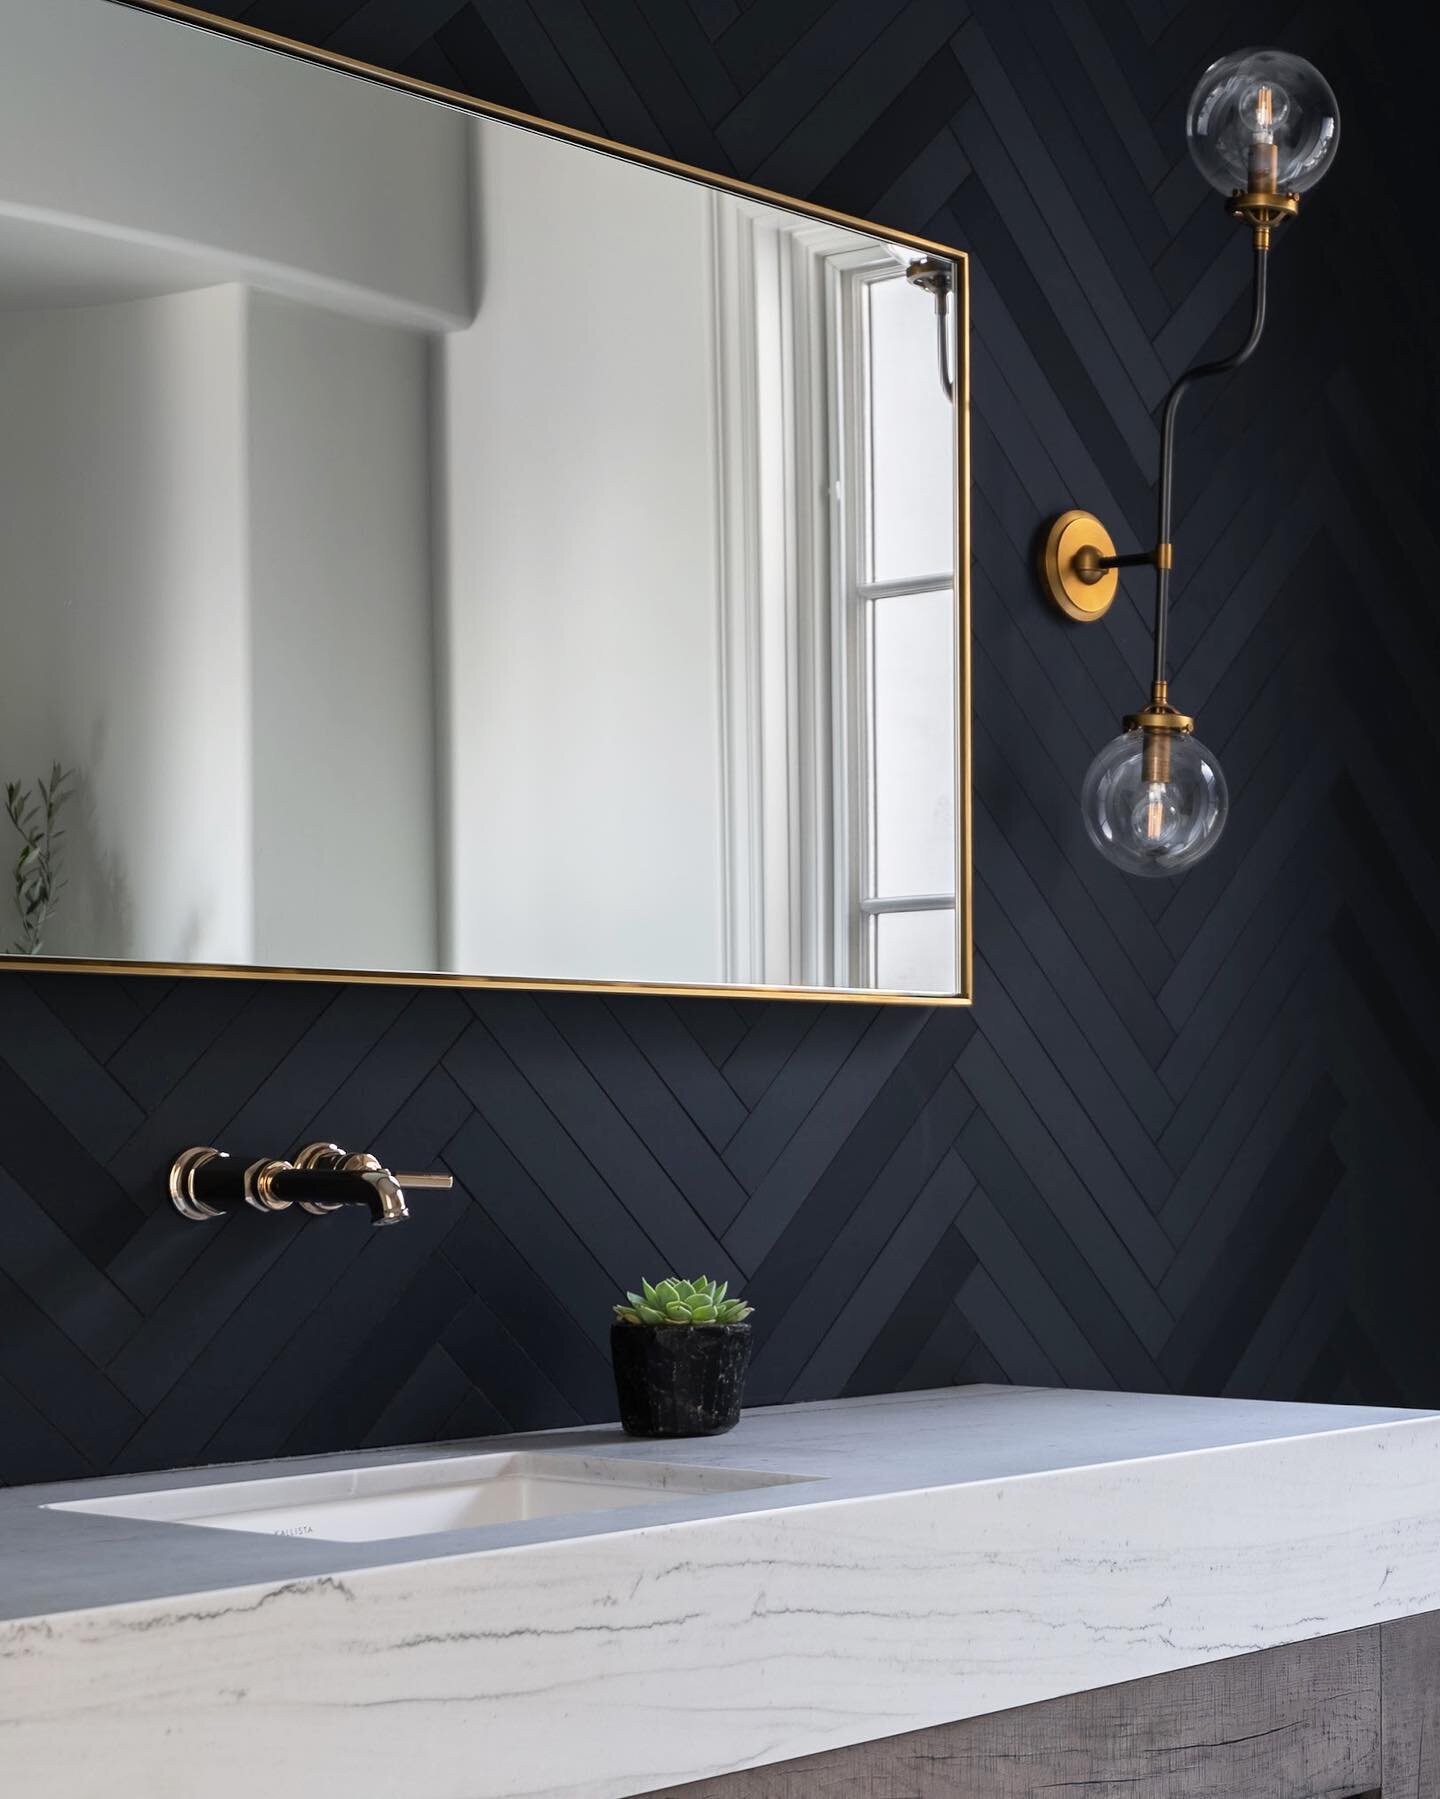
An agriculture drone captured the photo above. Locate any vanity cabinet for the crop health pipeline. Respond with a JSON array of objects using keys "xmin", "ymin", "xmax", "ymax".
[{"xmin": 648, "ymin": 1613, "xmax": 1439, "ymax": 1799}]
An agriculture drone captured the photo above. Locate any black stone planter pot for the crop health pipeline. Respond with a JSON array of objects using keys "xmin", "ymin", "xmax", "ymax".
[{"xmin": 611, "ymin": 1322, "xmax": 752, "ymax": 1438}]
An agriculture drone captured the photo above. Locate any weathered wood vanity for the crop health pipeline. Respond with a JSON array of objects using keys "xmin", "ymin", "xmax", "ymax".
[{"xmin": 652, "ymin": 1616, "xmax": 1437, "ymax": 1797}]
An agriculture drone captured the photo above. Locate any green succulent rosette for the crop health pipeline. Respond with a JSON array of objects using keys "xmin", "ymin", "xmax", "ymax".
[{"xmin": 613, "ymin": 1276, "xmax": 753, "ymax": 1327}]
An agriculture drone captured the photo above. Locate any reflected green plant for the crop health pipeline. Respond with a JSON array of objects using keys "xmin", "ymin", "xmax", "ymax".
[{"xmin": 5, "ymin": 763, "xmax": 74, "ymax": 956}]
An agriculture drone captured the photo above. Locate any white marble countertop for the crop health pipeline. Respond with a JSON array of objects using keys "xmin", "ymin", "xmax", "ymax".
[{"xmin": 4, "ymin": 1385, "xmax": 1440, "ymax": 1798}]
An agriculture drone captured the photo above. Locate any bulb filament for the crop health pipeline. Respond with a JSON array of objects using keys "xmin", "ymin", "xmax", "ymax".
[
  {"xmin": 1144, "ymin": 784, "xmax": 1167, "ymax": 842},
  {"xmin": 1247, "ymin": 81, "xmax": 1280, "ymax": 191}
]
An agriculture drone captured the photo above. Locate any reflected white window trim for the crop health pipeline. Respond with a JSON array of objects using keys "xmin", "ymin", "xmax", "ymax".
[
  {"xmin": 711, "ymin": 200, "xmax": 859, "ymax": 988},
  {"xmin": 710, "ymin": 208, "xmax": 955, "ymax": 991},
  {"xmin": 831, "ymin": 258, "xmax": 956, "ymax": 990}
]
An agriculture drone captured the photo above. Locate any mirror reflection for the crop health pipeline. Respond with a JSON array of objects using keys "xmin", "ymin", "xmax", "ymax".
[{"xmin": 0, "ymin": 0, "xmax": 965, "ymax": 995}]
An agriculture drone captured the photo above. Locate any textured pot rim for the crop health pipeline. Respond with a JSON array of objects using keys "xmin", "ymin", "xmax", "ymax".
[{"xmin": 610, "ymin": 1320, "xmax": 753, "ymax": 1334}]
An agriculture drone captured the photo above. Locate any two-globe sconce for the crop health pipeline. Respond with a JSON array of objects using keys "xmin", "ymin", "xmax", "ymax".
[{"xmin": 1039, "ymin": 49, "xmax": 1339, "ymax": 876}]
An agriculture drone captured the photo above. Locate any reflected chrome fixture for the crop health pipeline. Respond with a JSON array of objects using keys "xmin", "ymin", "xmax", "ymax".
[
  {"xmin": 170, "ymin": 1142, "xmax": 454, "ymax": 1227},
  {"xmin": 885, "ymin": 243, "xmax": 955, "ymax": 402},
  {"xmin": 1039, "ymin": 49, "xmax": 1338, "ymax": 877}
]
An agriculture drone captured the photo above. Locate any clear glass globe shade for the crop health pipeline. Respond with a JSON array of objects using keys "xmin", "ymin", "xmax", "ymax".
[
  {"xmin": 1080, "ymin": 728, "xmax": 1228, "ymax": 877},
  {"xmin": 1186, "ymin": 48, "xmax": 1339, "ymax": 195}
]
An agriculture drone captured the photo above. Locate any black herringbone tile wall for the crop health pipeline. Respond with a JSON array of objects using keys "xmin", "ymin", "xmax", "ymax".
[{"xmin": 0, "ymin": 0, "xmax": 1436, "ymax": 1486}]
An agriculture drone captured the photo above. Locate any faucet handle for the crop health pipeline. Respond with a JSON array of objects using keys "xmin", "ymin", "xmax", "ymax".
[{"xmin": 292, "ymin": 1141, "xmax": 347, "ymax": 1213}]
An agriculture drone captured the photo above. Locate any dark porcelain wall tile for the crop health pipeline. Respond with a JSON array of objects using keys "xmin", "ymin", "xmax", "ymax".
[{"xmin": 0, "ymin": 0, "xmax": 1434, "ymax": 1485}]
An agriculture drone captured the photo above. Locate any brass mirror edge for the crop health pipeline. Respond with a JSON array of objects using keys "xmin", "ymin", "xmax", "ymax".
[
  {"xmin": 6, "ymin": 958, "xmax": 972, "ymax": 1007},
  {"xmin": 11, "ymin": 0, "xmax": 971, "ymax": 1008}
]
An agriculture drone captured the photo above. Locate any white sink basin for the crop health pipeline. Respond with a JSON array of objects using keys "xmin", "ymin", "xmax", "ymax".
[{"xmin": 45, "ymin": 1451, "xmax": 807, "ymax": 1543}]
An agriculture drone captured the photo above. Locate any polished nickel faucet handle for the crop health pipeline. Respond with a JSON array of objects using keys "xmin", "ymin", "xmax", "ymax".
[
  {"xmin": 170, "ymin": 1146, "xmax": 228, "ymax": 1221},
  {"xmin": 292, "ymin": 1141, "xmax": 347, "ymax": 1214}
]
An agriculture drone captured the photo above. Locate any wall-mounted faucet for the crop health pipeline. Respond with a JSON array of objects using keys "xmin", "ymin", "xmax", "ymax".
[{"xmin": 169, "ymin": 1141, "xmax": 454, "ymax": 1227}]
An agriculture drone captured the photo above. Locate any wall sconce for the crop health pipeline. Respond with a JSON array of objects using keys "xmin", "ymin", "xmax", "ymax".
[{"xmin": 1039, "ymin": 49, "xmax": 1339, "ymax": 876}]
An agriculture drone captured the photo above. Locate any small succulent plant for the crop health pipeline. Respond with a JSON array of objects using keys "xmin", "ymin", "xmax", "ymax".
[{"xmin": 614, "ymin": 1276, "xmax": 753, "ymax": 1328}]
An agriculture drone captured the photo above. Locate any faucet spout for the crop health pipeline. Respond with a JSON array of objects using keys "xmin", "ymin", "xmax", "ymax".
[
  {"xmin": 358, "ymin": 1164, "xmax": 409, "ymax": 1226},
  {"xmin": 293, "ymin": 1143, "xmax": 451, "ymax": 1225}
]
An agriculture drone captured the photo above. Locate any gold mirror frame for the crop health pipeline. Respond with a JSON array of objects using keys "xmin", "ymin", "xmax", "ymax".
[{"xmin": 3, "ymin": 0, "xmax": 971, "ymax": 1006}]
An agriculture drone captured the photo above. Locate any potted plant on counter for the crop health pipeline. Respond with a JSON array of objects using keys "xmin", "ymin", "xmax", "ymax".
[{"xmin": 611, "ymin": 1277, "xmax": 754, "ymax": 1438}]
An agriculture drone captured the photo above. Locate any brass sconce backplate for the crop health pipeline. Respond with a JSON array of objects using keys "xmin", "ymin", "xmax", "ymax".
[{"xmin": 1040, "ymin": 510, "xmax": 1118, "ymax": 622}]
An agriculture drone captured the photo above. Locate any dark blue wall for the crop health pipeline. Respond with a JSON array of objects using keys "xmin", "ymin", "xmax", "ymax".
[{"xmin": 1, "ymin": 0, "xmax": 1435, "ymax": 1486}]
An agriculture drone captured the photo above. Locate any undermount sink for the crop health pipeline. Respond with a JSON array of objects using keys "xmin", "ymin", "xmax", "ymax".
[{"xmin": 44, "ymin": 1451, "xmax": 808, "ymax": 1543}]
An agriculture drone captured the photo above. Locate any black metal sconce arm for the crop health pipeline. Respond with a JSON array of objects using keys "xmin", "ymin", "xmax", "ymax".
[
  {"xmin": 1039, "ymin": 242, "xmax": 1272, "ymax": 666},
  {"xmin": 1148, "ymin": 243, "xmax": 1270, "ymax": 688}
]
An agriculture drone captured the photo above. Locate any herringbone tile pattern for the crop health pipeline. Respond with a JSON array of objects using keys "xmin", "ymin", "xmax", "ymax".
[{"xmin": 0, "ymin": 0, "xmax": 1435, "ymax": 1485}]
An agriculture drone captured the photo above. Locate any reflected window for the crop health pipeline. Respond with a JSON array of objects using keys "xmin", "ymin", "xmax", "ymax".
[
  {"xmin": 702, "ymin": 206, "xmax": 961, "ymax": 992},
  {"xmin": 834, "ymin": 262, "xmax": 956, "ymax": 990}
]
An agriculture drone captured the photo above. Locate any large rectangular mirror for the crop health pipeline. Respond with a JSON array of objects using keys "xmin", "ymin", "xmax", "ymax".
[{"xmin": 0, "ymin": 0, "xmax": 970, "ymax": 1001}]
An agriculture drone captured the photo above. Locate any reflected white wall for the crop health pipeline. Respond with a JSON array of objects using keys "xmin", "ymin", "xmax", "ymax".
[
  {"xmin": 0, "ymin": 0, "xmax": 463, "ymax": 971},
  {"xmin": 439, "ymin": 124, "xmax": 726, "ymax": 985},
  {"xmin": 0, "ymin": 287, "xmax": 252, "ymax": 962},
  {"xmin": 247, "ymin": 294, "xmax": 438, "ymax": 972},
  {"xmin": 0, "ymin": 0, "xmax": 473, "ymax": 330},
  {"xmin": 0, "ymin": 288, "xmax": 438, "ymax": 970}
]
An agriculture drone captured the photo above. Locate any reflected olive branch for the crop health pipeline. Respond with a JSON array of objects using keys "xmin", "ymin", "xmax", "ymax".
[{"xmin": 4, "ymin": 763, "xmax": 74, "ymax": 957}]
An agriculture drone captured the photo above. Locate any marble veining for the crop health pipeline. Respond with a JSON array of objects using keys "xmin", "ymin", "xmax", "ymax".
[{"xmin": 4, "ymin": 1386, "xmax": 1440, "ymax": 1798}]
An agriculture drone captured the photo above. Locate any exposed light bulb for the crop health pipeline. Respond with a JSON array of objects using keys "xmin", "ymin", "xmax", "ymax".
[
  {"xmin": 1248, "ymin": 81, "xmax": 1280, "ymax": 140},
  {"xmin": 1081, "ymin": 724, "xmax": 1228, "ymax": 877},
  {"xmin": 1186, "ymin": 50, "xmax": 1339, "ymax": 198},
  {"xmin": 1244, "ymin": 80, "xmax": 1287, "ymax": 188},
  {"xmin": 1135, "ymin": 781, "xmax": 1180, "ymax": 847}
]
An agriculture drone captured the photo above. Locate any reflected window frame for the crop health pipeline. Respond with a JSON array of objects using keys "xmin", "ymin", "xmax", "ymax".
[{"xmin": 830, "ymin": 256, "xmax": 958, "ymax": 992}]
